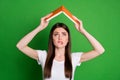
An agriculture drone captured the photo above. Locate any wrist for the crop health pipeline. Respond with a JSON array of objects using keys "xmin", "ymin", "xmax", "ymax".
[
  {"xmin": 37, "ymin": 25, "xmax": 44, "ymax": 31},
  {"xmin": 79, "ymin": 29, "xmax": 86, "ymax": 34}
]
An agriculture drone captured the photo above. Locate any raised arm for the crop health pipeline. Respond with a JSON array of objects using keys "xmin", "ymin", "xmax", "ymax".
[
  {"xmin": 73, "ymin": 16, "xmax": 105, "ymax": 62},
  {"xmin": 16, "ymin": 13, "xmax": 52, "ymax": 60}
]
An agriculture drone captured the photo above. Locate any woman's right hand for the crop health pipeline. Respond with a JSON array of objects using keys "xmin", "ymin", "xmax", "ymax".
[
  {"xmin": 39, "ymin": 13, "xmax": 53, "ymax": 30},
  {"xmin": 16, "ymin": 13, "xmax": 53, "ymax": 60}
]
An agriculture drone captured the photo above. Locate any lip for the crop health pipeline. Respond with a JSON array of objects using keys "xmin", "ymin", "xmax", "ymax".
[{"xmin": 57, "ymin": 41, "xmax": 63, "ymax": 44}]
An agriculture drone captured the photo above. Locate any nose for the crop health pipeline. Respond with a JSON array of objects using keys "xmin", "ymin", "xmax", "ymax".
[{"xmin": 58, "ymin": 34, "xmax": 62, "ymax": 40}]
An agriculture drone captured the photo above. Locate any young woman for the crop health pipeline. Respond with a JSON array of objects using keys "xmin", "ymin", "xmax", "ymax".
[{"xmin": 16, "ymin": 13, "xmax": 105, "ymax": 80}]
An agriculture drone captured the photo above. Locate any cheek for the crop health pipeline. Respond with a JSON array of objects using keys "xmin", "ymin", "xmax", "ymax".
[
  {"xmin": 53, "ymin": 36, "xmax": 57, "ymax": 42},
  {"xmin": 63, "ymin": 38, "xmax": 69, "ymax": 44},
  {"xmin": 52, "ymin": 38, "xmax": 57, "ymax": 45}
]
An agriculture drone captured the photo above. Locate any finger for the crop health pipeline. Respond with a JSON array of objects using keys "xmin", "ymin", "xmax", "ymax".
[
  {"xmin": 45, "ymin": 13, "xmax": 53, "ymax": 18},
  {"xmin": 42, "ymin": 13, "xmax": 53, "ymax": 22},
  {"xmin": 43, "ymin": 13, "xmax": 53, "ymax": 20},
  {"xmin": 72, "ymin": 15, "xmax": 79, "ymax": 20},
  {"xmin": 73, "ymin": 15, "xmax": 77, "ymax": 19},
  {"xmin": 73, "ymin": 15, "xmax": 82, "ymax": 22},
  {"xmin": 41, "ymin": 13, "xmax": 52, "ymax": 20}
]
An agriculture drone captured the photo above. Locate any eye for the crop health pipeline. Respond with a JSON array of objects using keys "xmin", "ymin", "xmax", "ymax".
[
  {"xmin": 53, "ymin": 33, "xmax": 58, "ymax": 36},
  {"xmin": 62, "ymin": 32, "xmax": 67, "ymax": 36}
]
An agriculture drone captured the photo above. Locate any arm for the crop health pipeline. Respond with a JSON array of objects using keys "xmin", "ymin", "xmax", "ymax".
[
  {"xmin": 16, "ymin": 13, "xmax": 52, "ymax": 60},
  {"xmin": 73, "ymin": 16, "xmax": 105, "ymax": 62}
]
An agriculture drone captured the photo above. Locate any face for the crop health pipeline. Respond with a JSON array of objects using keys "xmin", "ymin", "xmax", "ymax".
[{"xmin": 52, "ymin": 27, "xmax": 69, "ymax": 48}]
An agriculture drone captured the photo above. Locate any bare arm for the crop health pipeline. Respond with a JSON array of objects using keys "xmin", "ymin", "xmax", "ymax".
[
  {"xmin": 73, "ymin": 16, "xmax": 105, "ymax": 62},
  {"xmin": 16, "ymin": 13, "xmax": 52, "ymax": 60}
]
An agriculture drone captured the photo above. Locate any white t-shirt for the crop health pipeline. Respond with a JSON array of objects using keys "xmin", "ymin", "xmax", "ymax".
[{"xmin": 36, "ymin": 50, "xmax": 83, "ymax": 80}]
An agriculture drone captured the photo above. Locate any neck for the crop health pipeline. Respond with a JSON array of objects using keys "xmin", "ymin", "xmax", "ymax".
[{"xmin": 55, "ymin": 47, "xmax": 65, "ymax": 57}]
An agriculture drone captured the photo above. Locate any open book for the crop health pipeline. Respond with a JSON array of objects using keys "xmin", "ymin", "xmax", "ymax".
[{"xmin": 45, "ymin": 6, "xmax": 79, "ymax": 24}]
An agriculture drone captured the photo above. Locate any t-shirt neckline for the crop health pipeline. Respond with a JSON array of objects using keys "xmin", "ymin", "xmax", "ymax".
[{"xmin": 53, "ymin": 59, "xmax": 64, "ymax": 63}]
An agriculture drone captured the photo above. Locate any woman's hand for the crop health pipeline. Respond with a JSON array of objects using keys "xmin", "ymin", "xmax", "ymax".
[
  {"xmin": 73, "ymin": 16, "xmax": 85, "ymax": 33},
  {"xmin": 39, "ymin": 13, "xmax": 52, "ymax": 30},
  {"xmin": 72, "ymin": 16, "xmax": 105, "ymax": 62}
]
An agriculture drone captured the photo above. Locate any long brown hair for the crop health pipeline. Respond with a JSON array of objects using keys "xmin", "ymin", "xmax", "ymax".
[{"xmin": 44, "ymin": 23, "xmax": 72, "ymax": 79}]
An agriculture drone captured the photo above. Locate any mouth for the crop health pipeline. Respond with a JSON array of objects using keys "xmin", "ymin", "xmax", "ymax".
[{"xmin": 58, "ymin": 41, "xmax": 63, "ymax": 45}]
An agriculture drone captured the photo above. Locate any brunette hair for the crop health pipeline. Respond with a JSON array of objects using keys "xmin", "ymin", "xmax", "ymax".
[{"xmin": 44, "ymin": 22, "xmax": 72, "ymax": 79}]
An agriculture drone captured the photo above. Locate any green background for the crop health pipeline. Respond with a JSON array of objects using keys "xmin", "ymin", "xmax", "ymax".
[{"xmin": 0, "ymin": 0, "xmax": 120, "ymax": 80}]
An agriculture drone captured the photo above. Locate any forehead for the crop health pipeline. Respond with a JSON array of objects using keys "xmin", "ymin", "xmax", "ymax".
[{"xmin": 53, "ymin": 28, "xmax": 67, "ymax": 33}]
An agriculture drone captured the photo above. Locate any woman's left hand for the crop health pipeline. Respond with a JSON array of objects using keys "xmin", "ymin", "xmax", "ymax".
[{"xmin": 73, "ymin": 16, "xmax": 85, "ymax": 33}]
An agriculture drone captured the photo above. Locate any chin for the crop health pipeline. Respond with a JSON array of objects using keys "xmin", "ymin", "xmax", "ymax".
[{"xmin": 56, "ymin": 45, "xmax": 66, "ymax": 48}]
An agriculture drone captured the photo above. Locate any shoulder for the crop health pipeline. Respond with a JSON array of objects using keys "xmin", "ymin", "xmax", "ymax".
[
  {"xmin": 71, "ymin": 52, "xmax": 83, "ymax": 66},
  {"xmin": 36, "ymin": 50, "xmax": 47, "ymax": 57},
  {"xmin": 36, "ymin": 50, "xmax": 47, "ymax": 65},
  {"xmin": 36, "ymin": 50, "xmax": 47, "ymax": 59},
  {"xmin": 36, "ymin": 50, "xmax": 47, "ymax": 54},
  {"xmin": 71, "ymin": 52, "xmax": 83, "ymax": 58}
]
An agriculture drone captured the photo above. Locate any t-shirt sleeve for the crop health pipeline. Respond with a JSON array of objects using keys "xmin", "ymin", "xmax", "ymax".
[
  {"xmin": 36, "ymin": 50, "xmax": 47, "ymax": 65},
  {"xmin": 72, "ymin": 52, "xmax": 83, "ymax": 66}
]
